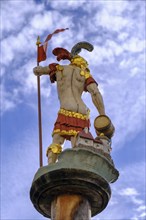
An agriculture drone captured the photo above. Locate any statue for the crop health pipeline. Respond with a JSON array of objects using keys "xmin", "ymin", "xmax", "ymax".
[
  {"xmin": 31, "ymin": 40, "xmax": 119, "ymax": 220},
  {"xmin": 33, "ymin": 42, "xmax": 106, "ymax": 164}
]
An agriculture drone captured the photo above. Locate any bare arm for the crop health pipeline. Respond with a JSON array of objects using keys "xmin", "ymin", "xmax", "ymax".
[
  {"xmin": 33, "ymin": 66, "xmax": 50, "ymax": 76},
  {"xmin": 87, "ymin": 83, "xmax": 105, "ymax": 115}
]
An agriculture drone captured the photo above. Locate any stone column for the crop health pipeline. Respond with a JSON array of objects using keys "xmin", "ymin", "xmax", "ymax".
[{"xmin": 51, "ymin": 194, "xmax": 91, "ymax": 220}]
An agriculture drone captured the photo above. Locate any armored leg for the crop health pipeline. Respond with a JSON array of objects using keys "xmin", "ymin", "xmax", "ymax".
[{"xmin": 46, "ymin": 134, "xmax": 65, "ymax": 164}]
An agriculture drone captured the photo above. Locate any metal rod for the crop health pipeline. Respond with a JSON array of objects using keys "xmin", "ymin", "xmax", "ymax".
[
  {"xmin": 37, "ymin": 75, "xmax": 43, "ymax": 167},
  {"xmin": 36, "ymin": 36, "xmax": 43, "ymax": 167}
]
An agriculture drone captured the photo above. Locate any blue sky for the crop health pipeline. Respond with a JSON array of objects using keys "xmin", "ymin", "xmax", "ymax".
[{"xmin": 1, "ymin": 0, "xmax": 145, "ymax": 219}]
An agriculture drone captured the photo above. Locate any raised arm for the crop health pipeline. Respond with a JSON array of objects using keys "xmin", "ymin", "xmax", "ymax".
[
  {"xmin": 33, "ymin": 66, "xmax": 50, "ymax": 76},
  {"xmin": 87, "ymin": 83, "xmax": 105, "ymax": 115}
]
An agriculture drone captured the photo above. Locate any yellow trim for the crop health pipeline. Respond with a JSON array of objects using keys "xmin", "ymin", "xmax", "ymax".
[
  {"xmin": 56, "ymin": 64, "xmax": 64, "ymax": 71},
  {"xmin": 99, "ymin": 133, "xmax": 105, "ymax": 136},
  {"xmin": 71, "ymin": 55, "xmax": 88, "ymax": 67},
  {"xmin": 59, "ymin": 108, "xmax": 90, "ymax": 120},
  {"xmin": 80, "ymin": 70, "xmax": 91, "ymax": 79},
  {"xmin": 53, "ymin": 129, "xmax": 79, "ymax": 136},
  {"xmin": 46, "ymin": 143, "xmax": 62, "ymax": 156},
  {"xmin": 70, "ymin": 55, "xmax": 91, "ymax": 79},
  {"xmin": 36, "ymin": 36, "xmax": 41, "ymax": 46}
]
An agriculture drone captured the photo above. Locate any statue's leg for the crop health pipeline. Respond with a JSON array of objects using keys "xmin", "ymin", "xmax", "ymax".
[
  {"xmin": 52, "ymin": 133, "xmax": 65, "ymax": 145},
  {"xmin": 71, "ymin": 135, "xmax": 77, "ymax": 148},
  {"xmin": 47, "ymin": 134, "xmax": 65, "ymax": 164}
]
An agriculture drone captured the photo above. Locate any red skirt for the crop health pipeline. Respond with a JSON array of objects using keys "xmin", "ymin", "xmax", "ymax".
[{"xmin": 52, "ymin": 111, "xmax": 90, "ymax": 140}]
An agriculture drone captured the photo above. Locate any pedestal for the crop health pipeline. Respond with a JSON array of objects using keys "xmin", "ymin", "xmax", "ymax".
[{"xmin": 30, "ymin": 147, "xmax": 119, "ymax": 219}]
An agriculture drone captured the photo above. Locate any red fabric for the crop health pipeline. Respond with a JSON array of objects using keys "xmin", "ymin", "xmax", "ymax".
[
  {"xmin": 53, "ymin": 113, "xmax": 90, "ymax": 140},
  {"xmin": 84, "ymin": 77, "xmax": 98, "ymax": 92},
  {"xmin": 52, "ymin": 47, "xmax": 71, "ymax": 61},
  {"xmin": 38, "ymin": 28, "xmax": 69, "ymax": 63},
  {"xmin": 48, "ymin": 63, "xmax": 58, "ymax": 83},
  {"xmin": 45, "ymin": 28, "xmax": 69, "ymax": 42},
  {"xmin": 37, "ymin": 45, "xmax": 46, "ymax": 63}
]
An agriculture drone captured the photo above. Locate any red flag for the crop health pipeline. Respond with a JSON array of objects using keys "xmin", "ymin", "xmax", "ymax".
[
  {"xmin": 45, "ymin": 28, "xmax": 69, "ymax": 42},
  {"xmin": 37, "ymin": 28, "xmax": 69, "ymax": 63},
  {"xmin": 37, "ymin": 42, "xmax": 48, "ymax": 63}
]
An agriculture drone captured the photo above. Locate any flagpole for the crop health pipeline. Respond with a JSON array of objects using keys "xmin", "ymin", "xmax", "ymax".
[{"xmin": 36, "ymin": 36, "xmax": 43, "ymax": 167}]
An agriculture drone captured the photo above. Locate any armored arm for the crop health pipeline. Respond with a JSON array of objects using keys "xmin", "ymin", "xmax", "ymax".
[
  {"xmin": 87, "ymin": 83, "xmax": 105, "ymax": 115},
  {"xmin": 33, "ymin": 66, "xmax": 51, "ymax": 76}
]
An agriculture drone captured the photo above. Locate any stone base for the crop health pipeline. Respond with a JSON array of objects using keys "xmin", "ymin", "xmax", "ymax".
[{"xmin": 30, "ymin": 148, "xmax": 119, "ymax": 218}]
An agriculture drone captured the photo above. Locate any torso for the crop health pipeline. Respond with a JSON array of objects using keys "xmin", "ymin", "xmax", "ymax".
[{"xmin": 56, "ymin": 65, "xmax": 89, "ymax": 115}]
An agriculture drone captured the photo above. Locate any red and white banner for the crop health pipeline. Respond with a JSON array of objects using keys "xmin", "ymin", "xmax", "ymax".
[{"xmin": 37, "ymin": 28, "xmax": 69, "ymax": 63}]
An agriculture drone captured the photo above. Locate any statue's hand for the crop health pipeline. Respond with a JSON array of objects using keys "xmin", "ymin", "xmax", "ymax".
[{"xmin": 33, "ymin": 66, "xmax": 44, "ymax": 76}]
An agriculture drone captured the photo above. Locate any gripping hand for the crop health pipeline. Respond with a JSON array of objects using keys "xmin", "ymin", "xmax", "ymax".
[
  {"xmin": 33, "ymin": 66, "xmax": 44, "ymax": 76},
  {"xmin": 33, "ymin": 66, "xmax": 50, "ymax": 76}
]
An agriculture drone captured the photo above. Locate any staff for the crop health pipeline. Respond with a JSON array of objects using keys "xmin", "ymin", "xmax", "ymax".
[
  {"xmin": 36, "ymin": 36, "xmax": 43, "ymax": 167},
  {"xmin": 35, "ymin": 29, "xmax": 69, "ymax": 167}
]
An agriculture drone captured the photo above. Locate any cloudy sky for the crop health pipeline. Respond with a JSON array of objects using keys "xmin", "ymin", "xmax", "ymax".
[{"xmin": 1, "ymin": 0, "xmax": 145, "ymax": 219}]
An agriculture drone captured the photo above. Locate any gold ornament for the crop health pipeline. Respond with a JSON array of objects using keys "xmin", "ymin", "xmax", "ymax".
[
  {"xmin": 46, "ymin": 143, "xmax": 62, "ymax": 156},
  {"xmin": 59, "ymin": 108, "xmax": 90, "ymax": 120}
]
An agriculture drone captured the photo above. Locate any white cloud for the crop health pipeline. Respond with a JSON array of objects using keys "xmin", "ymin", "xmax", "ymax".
[
  {"xmin": 1, "ymin": 33, "xmax": 35, "ymax": 65},
  {"xmin": 139, "ymin": 212, "xmax": 146, "ymax": 218},
  {"xmin": 119, "ymin": 187, "xmax": 139, "ymax": 196},
  {"xmin": 1, "ymin": 0, "xmax": 44, "ymax": 36},
  {"xmin": 84, "ymin": 0, "xmax": 133, "ymax": 33},
  {"xmin": 49, "ymin": 0, "xmax": 86, "ymax": 9},
  {"xmin": 110, "ymin": 88, "xmax": 145, "ymax": 148},
  {"xmin": 105, "ymin": 40, "xmax": 123, "ymax": 56},
  {"xmin": 82, "ymin": 44, "xmax": 115, "ymax": 66},
  {"xmin": 1, "ymin": 39, "xmax": 14, "ymax": 64},
  {"xmin": 123, "ymin": 38, "xmax": 146, "ymax": 53},
  {"xmin": 101, "ymin": 0, "xmax": 129, "ymax": 14},
  {"xmin": 131, "ymin": 197, "xmax": 144, "ymax": 206},
  {"xmin": 15, "ymin": 60, "xmax": 37, "ymax": 92},
  {"xmin": 1, "ymin": 127, "xmax": 44, "ymax": 219},
  {"xmin": 0, "ymin": 59, "xmax": 52, "ymax": 114},
  {"xmin": 1, "ymin": 3, "xmax": 73, "ymax": 67},
  {"xmin": 30, "ymin": 12, "xmax": 53, "ymax": 31},
  {"xmin": 95, "ymin": 9, "xmax": 131, "ymax": 32},
  {"xmin": 137, "ymin": 205, "xmax": 146, "ymax": 212},
  {"xmin": 83, "ymin": 0, "xmax": 129, "ymax": 16},
  {"xmin": 13, "ymin": 60, "xmax": 51, "ymax": 97},
  {"xmin": 0, "ymin": 84, "xmax": 20, "ymax": 114},
  {"xmin": 1, "ymin": 1, "xmax": 74, "ymax": 114},
  {"xmin": 97, "ymin": 162, "xmax": 146, "ymax": 219},
  {"xmin": 130, "ymin": 67, "xmax": 140, "ymax": 77},
  {"xmin": 118, "ymin": 32, "xmax": 129, "ymax": 41}
]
